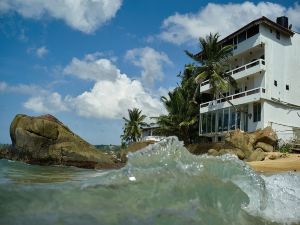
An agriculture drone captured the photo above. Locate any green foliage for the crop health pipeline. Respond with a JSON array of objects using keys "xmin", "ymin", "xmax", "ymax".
[
  {"xmin": 277, "ymin": 142, "xmax": 292, "ymax": 153},
  {"xmin": 185, "ymin": 33, "xmax": 237, "ymax": 101},
  {"xmin": 154, "ymin": 66, "xmax": 200, "ymax": 144},
  {"xmin": 121, "ymin": 108, "xmax": 148, "ymax": 144}
]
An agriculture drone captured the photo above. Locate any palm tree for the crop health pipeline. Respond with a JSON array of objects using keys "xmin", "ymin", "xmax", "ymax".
[
  {"xmin": 155, "ymin": 86, "xmax": 198, "ymax": 144},
  {"xmin": 185, "ymin": 33, "xmax": 238, "ymax": 109},
  {"xmin": 121, "ymin": 108, "xmax": 148, "ymax": 143}
]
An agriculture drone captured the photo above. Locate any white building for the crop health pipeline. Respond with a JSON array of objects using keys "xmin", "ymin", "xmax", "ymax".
[{"xmin": 199, "ymin": 16, "xmax": 300, "ymax": 142}]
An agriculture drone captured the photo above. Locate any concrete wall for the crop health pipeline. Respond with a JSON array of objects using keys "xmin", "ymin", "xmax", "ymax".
[
  {"xmin": 263, "ymin": 100, "xmax": 300, "ymax": 141},
  {"xmin": 260, "ymin": 24, "xmax": 300, "ymax": 105}
]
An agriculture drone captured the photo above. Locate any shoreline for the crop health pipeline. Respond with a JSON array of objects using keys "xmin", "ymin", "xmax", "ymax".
[{"xmin": 247, "ymin": 152, "xmax": 300, "ymax": 172}]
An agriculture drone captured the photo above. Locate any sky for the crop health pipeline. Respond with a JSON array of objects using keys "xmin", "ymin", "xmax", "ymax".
[{"xmin": 0, "ymin": 0, "xmax": 299, "ymax": 144}]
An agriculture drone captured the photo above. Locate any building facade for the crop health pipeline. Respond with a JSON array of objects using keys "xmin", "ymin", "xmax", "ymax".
[{"xmin": 199, "ymin": 16, "xmax": 300, "ymax": 142}]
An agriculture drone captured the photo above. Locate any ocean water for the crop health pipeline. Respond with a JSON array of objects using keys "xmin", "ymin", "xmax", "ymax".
[{"xmin": 0, "ymin": 137, "xmax": 299, "ymax": 225}]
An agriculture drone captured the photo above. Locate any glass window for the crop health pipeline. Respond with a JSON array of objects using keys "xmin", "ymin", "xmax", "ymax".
[
  {"xmin": 207, "ymin": 113, "xmax": 212, "ymax": 133},
  {"xmin": 247, "ymin": 25, "xmax": 259, "ymax": 38},
  {"xmin": 217, "ymin": 110, "xmax": 223, "ymax": 132},
  {"xmin": 236, "ymin": 111, "xmax": 241, "ymax": 129},
  {"xmin": 238, "ymin": 31, "xmax": 246, "ymax": 43},
  {"xmin": 223, "ymin": 108, "xmax": 229, "ymax": 131},
  {"xmin": 201, "ymin": 114, "xmax": 207, "ymax": 134},
  {"xmin": 230, "ymin": 110, "xmax": 236, "ymax": 130},
  {"xmin": 212, "ymin": 112, "xmax": 216, "ymax": 132},
  {"xmin": 286, "ymin": 84, "xmax": 289, "ymax": 90},
  {"xmin": 253, "ymin": 102, "xmax": 261, "ymax": 122},
  {"xmin": 276, "ymin": 31, "xmax": 280, "ymax": 40},
  {"xmin": 274, "ymin": 80, "xmax": 277, "ymax": 86}
]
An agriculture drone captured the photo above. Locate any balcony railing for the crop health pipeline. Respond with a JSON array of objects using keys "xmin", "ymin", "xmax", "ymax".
[
  {"xmin": 200, "ymin": 87, "xmax": 265, "ymax": 108},
  {"xmin": 200, "ymin": 59, "xmax": 265, "ymax": 87}
]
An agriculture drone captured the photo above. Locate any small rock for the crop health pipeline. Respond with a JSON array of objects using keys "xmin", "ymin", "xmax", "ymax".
[{"xmin": 208, "ymin": 149, "xmax": 219, "ymax": 156}]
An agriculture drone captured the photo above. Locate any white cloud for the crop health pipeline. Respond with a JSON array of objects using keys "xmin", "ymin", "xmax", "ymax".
[
  {"xmin": 159, "ymin": 2, "xmax": 300, "ymax": 45},
  {"xmin": 64, "ymin": 53, "xmax": 166, "ymax": 119},
  {"xmin": 0, "ymin": 82, "xmax": 8, "ymax": 91},
  {"xmin": 24, "ymin": 92, "xmax": 68, "ymax": 114},
  {"xmin": 36, "ymin": 46, "xmax": 48, "ymax": 58},
  {"xmin": 125, "ymin": 47, "xmax": 172, "ymax": 87},
  {"xmin": 0, "ymin": 81, "xmax": 68, "ymax": 113},
  {"xmin": 66, "ymin": 74, "xmax": 165, "ymax": 119},
  {"xmin": 0, "ymin": 0, "xmax": 122, "ymax": 33},
  {"xmin": 63, "ymin": 54, "xmax": 120, "ymax": 81}
]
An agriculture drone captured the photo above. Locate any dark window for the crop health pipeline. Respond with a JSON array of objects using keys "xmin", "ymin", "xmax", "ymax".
[
  {"xmin": 247, "ymin": 25, "xmax": 259, "ymax": 38},
  {"xmin": 274, "ymin": 80, "xmax": 278, "ymax": 86},
  {"xmin": 253, "ymin": 102, "xmax": 261, "ymax": 122},
  {"xmin": 270, "ymin": 28, "xmax": 273, "ymax": 33},
  {"xmin": 233, "ymin": 36, "xmax": 237, "ymax": 49},
  {"xmin": 286, "ymin": 84, "xmax": 289, "ymax": 90},
  {"xmin": 223, "ymin": 38, "xmax": 233, "ymax": 47},
  {"xmin": 245, "ymin": 86, "xmax": 248, "ymax": 91},
  {"xmin": 276, "ymin": 31, "xmax": 280, "ymax": 40},
  {"xmin": 238, "ymin": 31, "xmax": 246, "ymax": 43}
]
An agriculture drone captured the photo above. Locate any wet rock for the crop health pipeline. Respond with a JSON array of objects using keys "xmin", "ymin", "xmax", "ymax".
[
  {"xmin": 208, "ymin": 149, "xmax": 219, "ymax": 156},
  {"xmin": 2, "ymin": 114, "xmax": 122, "ymax": 169}
]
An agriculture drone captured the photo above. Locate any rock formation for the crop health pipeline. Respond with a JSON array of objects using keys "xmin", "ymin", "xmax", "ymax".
[
  {"xmin": 207, "ymin": 127, "xmax": 278, "ymax": 162},
  {"xmin": 0, "ymin": 114, "xmax": 122, "ymax": 169}
]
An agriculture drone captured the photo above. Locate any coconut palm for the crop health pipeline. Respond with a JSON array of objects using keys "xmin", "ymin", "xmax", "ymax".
[
  {"xmin": 155, "ymin": 86, "xmax": 198, "ymax": 144},
  {"xmin": 121, "ymin": 108, "xmax": 148, "ymax": 143},
  {"xmin": 185, "ymin": 33, "xmax": 238, "ymax": 109}
]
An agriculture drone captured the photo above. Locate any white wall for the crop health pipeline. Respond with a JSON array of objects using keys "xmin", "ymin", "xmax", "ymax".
[
  {"xmin": 263, "ymin": 100, "xmax": 300, "ymax": 141},
  {"xmin": 260, "ymin": 24, "xmax": 300, "ymax": 106}
]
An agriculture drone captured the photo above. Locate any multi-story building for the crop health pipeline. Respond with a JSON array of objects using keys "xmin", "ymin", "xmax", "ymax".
[{"xmin": 199, "ymin": 16, "xmax": 300, "ymax": 142}]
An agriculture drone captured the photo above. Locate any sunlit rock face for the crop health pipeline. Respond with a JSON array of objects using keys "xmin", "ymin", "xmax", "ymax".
[{"xmin": 4, "ymin": 114, "xmax": 120, "ymax": 169}]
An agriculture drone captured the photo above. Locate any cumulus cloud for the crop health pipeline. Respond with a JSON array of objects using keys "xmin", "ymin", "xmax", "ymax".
[
  {"xmin": 63, "ymin": 53, "xmax": 120, "ymax": 81},
  {"xmin": 0, "ymin": 81, "xmax": 68, "ymax": 113},
  {"xmin": 125, "ymin": 47, "xmax": 172, "ymax": 87},
  {"xmin": 0, "ymin": 0, "xmax": 122, "ymax": 33},
  {"xmin": 64, "ymin": 53, "xmax": 166, "ymax": 119},
  {"xmin": 24, "ymin": 92, "xmax": 68, "ymax": 113},
  {"xmin": 159, "ymin": 1, "xmax": 300, "ymax": 45}
]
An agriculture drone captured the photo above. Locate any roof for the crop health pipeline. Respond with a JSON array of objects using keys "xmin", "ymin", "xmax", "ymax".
[
  {"xmin": 196, "ymin": 17, "xmax": 294, "ymax": 57},
  {"xmin": 220, "ymin": 16, "xmax": 294, "ymax": 44}
]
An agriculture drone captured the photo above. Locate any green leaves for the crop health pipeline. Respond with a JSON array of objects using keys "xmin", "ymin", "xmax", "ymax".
[{"xmin": 121, "ymin": 108, "xmax": 148, "ymax": 144}]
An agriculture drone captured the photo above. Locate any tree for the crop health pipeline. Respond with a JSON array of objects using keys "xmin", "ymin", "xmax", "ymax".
[
  {"xmin": 185, "ymin": 33, "xmax": 238, "ymax": 109},
  {"xmin": 154, "ymin": 67, "xmax": 201, "ymax": 144},
  {"xmin": 121, "ymin": 108, "xmax": 148, "ymax": 143}
]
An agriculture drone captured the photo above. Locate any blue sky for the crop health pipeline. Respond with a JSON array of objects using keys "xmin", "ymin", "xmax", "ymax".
[{"xmin": 0, "ymin": 0, "xmax": 299, "ymax": 144}]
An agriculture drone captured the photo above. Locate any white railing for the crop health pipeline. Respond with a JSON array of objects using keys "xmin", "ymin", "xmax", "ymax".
[
  {"xmin": 200, "ymin": 87, "xmax": 265, "ymax": 108},
  {"xmin": 200, "ymin": 59, "xmax": 265, "ymax": 87}
]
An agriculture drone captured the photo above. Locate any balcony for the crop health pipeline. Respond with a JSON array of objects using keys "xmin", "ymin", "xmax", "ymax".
[
  {"xmin": 200, "ymin": 59, "xmax": 265, "ymax": 92},
  {"xmin": 200, "ymin": 87, "xmax": 266, "ymax": 113}
]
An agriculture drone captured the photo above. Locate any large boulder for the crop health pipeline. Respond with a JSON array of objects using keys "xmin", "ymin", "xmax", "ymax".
[
  {"xmin": 248, "ymin": 148, "xmax": 266, "ymax": 162},
  {"xmin": 255, "ymin": 142, "xmax": 274, "ymax": 152},
  {"xmin": 224, "ymin": 129, "xmax": 255, "ymax": 158},
  {"xmin": 254, "ymin": 126, "xmax": 278, "ymax": 146},
  {"xmin": 2, "ymin": 114, "xmax": 122, "ymax": 169}
]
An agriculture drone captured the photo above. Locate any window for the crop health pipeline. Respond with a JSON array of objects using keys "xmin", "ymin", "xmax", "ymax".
[
  {"xmin": 253, "ymin": 102, "xmax": 261, "ymax": 122},
  {"xmin": 270, "ymin": 28, "xmax": 273, "ymax": 33},
  {"xmin": 223, "ymin": 108, "xmax": 229, "ymax": 131},
  {"xmin": 276, "ymin": 31, "xmax": 280, "ymax": 40},
  {"xmin": 230, "ymin": 110, "xmax": 236, "ymax": 130},
  {"xmin": 274, "ymin": 80, "xmax": 278, "ymax": 86},
  {"xmin": 247, "ymin": 25, "xmax": 259, "ymax": 38},
  {"xmin": 286, "ymin": 84, "xmax": 289, "ymax": 90},
  {"xmin": 238, "ymin": 31, "xmax": 246, "ymax": 43}
]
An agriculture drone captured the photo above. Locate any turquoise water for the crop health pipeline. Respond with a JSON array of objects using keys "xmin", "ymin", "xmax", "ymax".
[{"xmin": 0, "ymin": 137, "xmax": 299, "ymax": 225}]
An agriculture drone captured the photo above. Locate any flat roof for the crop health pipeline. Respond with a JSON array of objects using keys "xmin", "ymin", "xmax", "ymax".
[
  {"xmin": 220, "ymin": 16, "xmax": 294, "ymax": 44},
  {"xmin": 196, "ymin": 17, "xmax": 294, "ymax": 57}
]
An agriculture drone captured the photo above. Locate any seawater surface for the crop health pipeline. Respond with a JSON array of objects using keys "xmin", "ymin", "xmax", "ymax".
[{"xmin": 0, "ymin": 137, "xmax": 299, "ymax": 225}]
